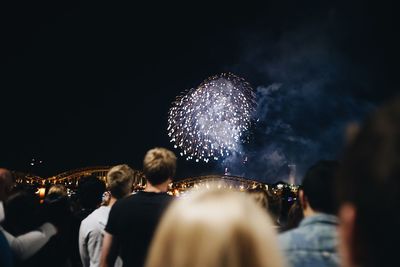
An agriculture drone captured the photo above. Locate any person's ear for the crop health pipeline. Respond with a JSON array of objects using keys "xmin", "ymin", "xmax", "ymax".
[
  {"xmin": 345, "ymin": 122, "xmax": 360, "ymax": 145},
  {"xmin": 299, "ymin": 190, "xmax": 307, "ymax": 209},
  {"xmin": 338, "ymin": 203, "xmax": 357, "ymax": 267}
]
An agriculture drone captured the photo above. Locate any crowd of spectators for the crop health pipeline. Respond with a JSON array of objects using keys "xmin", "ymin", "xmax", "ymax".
[{"xmin": 1, "ymin": 96, "xmax": 399, "ymax": 267}]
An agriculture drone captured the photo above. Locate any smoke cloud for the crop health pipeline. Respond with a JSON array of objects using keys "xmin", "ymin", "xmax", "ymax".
[{"xmin": 220, "ymin": 25, "xmax": 375, "ymax": 184}]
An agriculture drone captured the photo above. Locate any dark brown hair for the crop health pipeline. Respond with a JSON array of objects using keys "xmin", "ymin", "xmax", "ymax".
[{"xmin": 337, "ymin": 96, "xmax": 400, "ymax": 267}]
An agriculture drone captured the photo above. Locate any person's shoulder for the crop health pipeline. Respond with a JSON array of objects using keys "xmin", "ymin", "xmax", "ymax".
[
  {"xmin": 278, "ymin": 226, "xmax": 307, "ymax": 250},
  {"xmin": 91, "ymin": 205, "xmax": 111, "ymax": 221},
  {"xmin": 278, "ymin": 228, "xmax": 295, "ymax": 243},
  {"xmin": 110, "ymin": 193, "xmax": 138, "ymax": 210},
  {"xmin": 129, "ymin": 191, "xmax": 172, "ymax": 199},
  {"xmin": 80, "ymin": 212, "xmax": 95, "ymax": 236},
  {"xmin": 81, "ymin": 206, "xmax": 106, "ymax": 228},
  {"xmin": 149, "ymin": 192, "xmax": 174, "ymax": 205},
  {"xmin": 89, "ymin": 205, "xmax": 109, "ymax": 217},
  {"xmin": 81, "ymin": 209, "xmax": 95, "ymax": 224},
  {"xmin": 156, "ymin": 192, "xmax": 174, "ymax": 200}
]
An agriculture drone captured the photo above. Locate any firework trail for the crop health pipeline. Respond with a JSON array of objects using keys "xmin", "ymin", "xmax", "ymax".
[{"xmin": 167, "ymin": 73, "xmax": 257, "ymax": 163}]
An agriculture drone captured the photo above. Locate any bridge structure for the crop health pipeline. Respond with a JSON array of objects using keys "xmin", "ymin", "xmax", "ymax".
[
  {"xmin": 45, "ymin": 166, "xmax": 112, "ymax": 187},
  {"xmin": 14, "ymin": 166, "xmax": 147, "ymax": 190},
  {"xmin": 14, "ymin": 167, "xmax": 298, "ymax": 197},
  {"xmin": 169, "ymin": 174, "xmax": 269, "ymax": 196},
  {"xmin": 13, "ymin": 171, "xmax": 44, "ymax": 185}
]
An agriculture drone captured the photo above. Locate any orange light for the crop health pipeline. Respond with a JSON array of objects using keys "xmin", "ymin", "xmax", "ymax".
[{"xmin": 38, "ymin": 187, "xmax": 46, "ymax": 203}]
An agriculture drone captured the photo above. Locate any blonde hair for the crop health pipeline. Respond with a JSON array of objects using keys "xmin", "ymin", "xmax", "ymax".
[
  {"xmin": 48, "ymin": 184, "xmax": 68, "ymax": 197},
  {"xmin": 143, "ymin": 147, "xmax": 176, "ymax": 185},
  {"xmin": 145, "ymin": 185, "xmax": 285, "ymax": 267},
  {"xmin": 107, "ymin": 164, "xmax": 135, "ymax": 198}
]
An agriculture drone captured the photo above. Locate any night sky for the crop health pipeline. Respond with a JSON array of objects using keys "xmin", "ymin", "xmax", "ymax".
[{"xmin": 1, "ymin": 1, "xmax": 399, "ymax": 182}]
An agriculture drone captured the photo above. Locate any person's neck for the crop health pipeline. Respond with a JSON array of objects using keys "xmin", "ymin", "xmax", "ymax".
[
  {"xmin": 107, "ymin": 192, "xmax": 132, "ymax": 207},
  {"xmin": 108, "ymin": 197, "xmax": 117, "ymax": 207},
  {"xmin": 302, "ymin": 204, "xmax": 318, "ymax": 217},
  {"xmin": 144, "ymin": 181, "xmax": 170, "ymax": 193}
]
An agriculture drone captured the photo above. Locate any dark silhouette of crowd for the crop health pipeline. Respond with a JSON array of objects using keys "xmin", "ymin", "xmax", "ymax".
[{"xmin": 1, "ymin": 95, "xmax": 399, "ymax": 267}]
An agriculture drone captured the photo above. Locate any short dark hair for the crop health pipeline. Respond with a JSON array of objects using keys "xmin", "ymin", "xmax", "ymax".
[
  {"xmin": 336, "ymin": 96, "xmax": 400, "ymax": 267},
  {"xmin": 302, "ymin": 160, "xmax": 339, "ymax": 215},
  {"xmin": 77, "ymin": 176, "xmax": 106, "ymax": 209}
]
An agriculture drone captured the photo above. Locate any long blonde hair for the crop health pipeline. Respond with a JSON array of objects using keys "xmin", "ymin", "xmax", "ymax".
[{"xmin": 145, "ymin": 185, "xmax": 285, "ymax": 267}]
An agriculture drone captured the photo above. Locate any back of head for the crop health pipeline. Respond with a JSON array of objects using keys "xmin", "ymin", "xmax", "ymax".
[
  {"xmin": 77, "ymin": 175, "xmax": 106, "ymax": 210},
  {"xmin": 143, "ymin": 147, "xmax": 176, "ymax": 185},
  {"xmin": 107, "ymin": 164, "xmax": 135, "ymax": 199},
  {"xmin": 0, "ymin": 169, "xmax": 14, "ymax": 202},
  {"xmin": 266, "ymin": 191, "xmax": 282, "ymax": 227},
  {"xmin": 302, "ymin": 160, "xmax": 339, "ymax": 215},
  {"xmin": 145, "ymin": 185, "xmax": 285, "ymax": 267},
  {"xmin": 282, "ymin": 200, "xmax": 304, "ymax": 232},
  {"xmin": 48, "ymin": 184, "xmax": 68, "ymax": 198},
  {"xmin": 4, "ymin": 191, "xmax": 39, "ymax": 235},
  {"xmin": 43, "ymin": 189, "xmax": 72, "ymax": 228},
  {"xmin": 337, "ymin": 97, "xmax": 400, "ymax": 267}
]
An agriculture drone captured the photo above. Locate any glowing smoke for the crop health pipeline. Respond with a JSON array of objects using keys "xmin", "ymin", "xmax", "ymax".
[
  {"xmin": 167, "ymin": 73, "xmax": 257, "ymax": 163},
  {"xmin": 223, "ymin": 26, "xmax": 376, "ymax": 184}
]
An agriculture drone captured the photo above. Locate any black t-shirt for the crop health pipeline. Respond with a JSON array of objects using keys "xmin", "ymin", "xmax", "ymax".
[{"xmin": 105, "ymin": 191, "xmax": 173, "ymax": 267}]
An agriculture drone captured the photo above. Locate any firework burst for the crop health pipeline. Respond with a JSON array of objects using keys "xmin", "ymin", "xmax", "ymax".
[{"xmin": 167, "ymin": 73, "xmax": 257, "ymax": 162}]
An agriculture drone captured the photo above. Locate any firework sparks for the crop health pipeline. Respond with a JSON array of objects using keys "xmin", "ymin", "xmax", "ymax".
[{"xmin": 167, "ymin": 73, "xmax": 257, "ymax": 162}]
